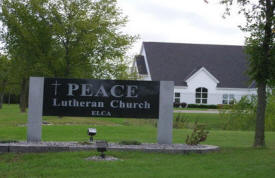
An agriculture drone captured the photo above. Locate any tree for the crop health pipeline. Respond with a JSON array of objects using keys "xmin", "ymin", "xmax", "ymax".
[
  {"xmin": 0, "ymin": 0, "xmax": 136, "ymax": 112},
  {"xmin": 0, "ymin": 54, "xmax": 10, "ymax": 109},
  {"xmin": 48, "ymin": 0, "xmax": 136, "ymax": 79},
  {"xmin": 0, "ymin": 0, "xmax": 58, "ymax": 112},
  {"xmin": 220, "ymin": 0, "xmax": 275, "ymax": 147}
]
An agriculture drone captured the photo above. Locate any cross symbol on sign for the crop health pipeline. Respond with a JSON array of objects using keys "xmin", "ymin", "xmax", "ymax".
[{"xmin": 51, "ymin": 80, "xmax": 62, "ymax": 96}]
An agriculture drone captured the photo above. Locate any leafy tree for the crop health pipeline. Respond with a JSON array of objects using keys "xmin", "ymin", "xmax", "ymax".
[
  {"xmin": 0, "ymin": 55, "xmax": 20, "ymax": 108},
  {"xmin": 0, "ymin": 0, "xmax": 58, "ymax": 112},
  {"xmin": 0, "ymin": 54, "xmax": 10, "ymax": 109},
  {"xmin": 0, "ymin": 0, "xmax": 136, "ymax": 112},
  {"xmin": 220, "ymin": 0, "xmax": 274, "ymax": 147},
  {"xmin": 48, "ymin": 0, "xmax": 136, "ymax": 78}
]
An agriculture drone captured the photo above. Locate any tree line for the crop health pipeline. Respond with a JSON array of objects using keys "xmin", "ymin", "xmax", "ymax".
[{"xmin": 0, "ymin": 0, "xmax": 136, "ymax": 111}]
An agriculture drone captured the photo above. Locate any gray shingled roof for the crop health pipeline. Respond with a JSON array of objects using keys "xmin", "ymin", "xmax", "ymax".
[{"xmin": 142, "ymin": 42, "xmax": 253, "ymax": 88}]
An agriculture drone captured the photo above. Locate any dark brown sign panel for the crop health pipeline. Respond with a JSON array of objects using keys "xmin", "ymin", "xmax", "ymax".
[{"xmin": 42, "ymin": 78, "xmax": 160, "ymax": 118}]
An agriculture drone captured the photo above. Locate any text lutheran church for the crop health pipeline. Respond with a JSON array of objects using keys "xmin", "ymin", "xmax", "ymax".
[
  {"xmin": 133, "ymin": 42, "xmax": 257, "ymax": 105},
  {"xmin": 50, "ymin": 82, "xmax": 152, "ymax": 109}
]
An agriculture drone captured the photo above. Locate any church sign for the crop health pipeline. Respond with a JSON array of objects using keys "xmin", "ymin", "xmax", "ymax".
[
  {"xmin": 43, "ymin": 78, "xmax": 160, "ymax": 118},
  {"xmin": 27, "ymin": 77, "xmax": 174, "ymax": 145}
]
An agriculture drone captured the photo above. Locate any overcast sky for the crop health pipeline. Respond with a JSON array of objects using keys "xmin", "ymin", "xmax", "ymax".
[{"xmin": 117, "ymin": 0, "xmax": 246, "ymax": 56}]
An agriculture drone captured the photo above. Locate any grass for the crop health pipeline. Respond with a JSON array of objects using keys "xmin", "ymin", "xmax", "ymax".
[
  {"xmin": 0, "ymin": 104, "xmax": 275, "ymax": 178},
  {"xmin": 173, "ymin": 113, "xmax": 223, "ymax": 130},
  {"xmin": 0, "ymin": 104, "xmax": 222, "ymax": 127},
  {"xmin": 1, "ymin": 148, "xmax": 275, "ymax": 178}
]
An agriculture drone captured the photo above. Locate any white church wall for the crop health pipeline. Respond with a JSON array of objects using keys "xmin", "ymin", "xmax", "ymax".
[
  {"xmin": 183, "ymin": 68, "xmax": 219, "ymax": 104},
  {"xmin": 175, "ymin": 87, "xmax": 257, "ymax": 105},
  {"xmin": 174, "ymin": 69, "xmax": 257, "ymax": 105}
]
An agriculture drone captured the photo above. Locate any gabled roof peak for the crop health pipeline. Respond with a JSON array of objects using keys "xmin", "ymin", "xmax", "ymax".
[{"xmin": 185, "ymin": 67, "xmax": 220, "ymax": 84}]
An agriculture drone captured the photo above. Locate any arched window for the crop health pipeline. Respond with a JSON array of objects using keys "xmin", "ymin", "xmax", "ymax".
[{"xmin": 195, "ymin": 87, "xmax": 208, "ymax": 104}]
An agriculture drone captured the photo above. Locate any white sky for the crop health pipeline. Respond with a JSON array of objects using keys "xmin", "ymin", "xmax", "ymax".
[
  {"xmin": 0, "ymin": 0, "xmax": 246, "ymax": 56},
  {"xmin": 117, "ymin": 0, "xmax": 246, "ymax": 56}
]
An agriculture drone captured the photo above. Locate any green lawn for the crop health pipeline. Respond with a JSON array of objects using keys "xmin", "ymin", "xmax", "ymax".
[
  {"xmin": 1, "ymin": 147, "xmax": 275, "ymax": 178},
  {"xmin": 0, "ymin": 104, "xmax": 275, "ymax": 178}
]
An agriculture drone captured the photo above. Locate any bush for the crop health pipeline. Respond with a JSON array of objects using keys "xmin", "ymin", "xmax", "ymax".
[
  {"xmin": 265, "ymin": 93, "xmax": 275, "ymax": 131},
  {"xmin": 188, "ymin": 104, "xmax": 218, "ymax": 109},
  {"xmin": 221, "ymin": 95, "xmax": 257, "ymax": 130},
  {"xmin": 220, "ymin": 93, "xmax": 275, "ymax": 131},
  {"xmin": 174, "ymin": 102, "xmax": 188, "ymax": 108},
  {"xmin": 217, "ymin": 104, "xmax": 233, "ymax": 110},
  {"xmin": 173, "ymin": 102, "xmax": 181, "ymax": 108},
  {"xmin": 181, "ymin": 102, "xmax": 188, "ymax": 108},
  {"xmin": 173, "ymin": 114, "xmax": 187, "ymax": 129},
  {"xmin": 185, "ymin": 121, "xmax": 209, "ymax": 145}
]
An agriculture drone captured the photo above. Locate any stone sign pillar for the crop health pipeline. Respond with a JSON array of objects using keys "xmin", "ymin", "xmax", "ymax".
[
  {"xmin": 27, "ymin": 77, "xmax": 44, "ymax": 142},
  {"xmin": 157, "ymin": 81, "xmax": 174, "ymax": 144}
]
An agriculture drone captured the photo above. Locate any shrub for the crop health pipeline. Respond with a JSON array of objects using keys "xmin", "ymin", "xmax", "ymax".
[
  {"xmin": 217, "ymin": 104, "xmax": 233, "ymax": 110},
  {"xmin": 185, "ymin": 121, "xmax": 209, "ymax": 145},
  {"xmin": 265, "ymin": 93, "xmax": 275, "ymax": 131},
  {"xmin": 188, "ymin": 104, "xmax": 218, "ymax": 109},
  {"xmin": 221, "ymin": 95, "xmax": 257, "ymax": 130},
  {"xmin": 181, "ymin": 102, "xmax": 188, "ymax": 108},
  {"xmin": 220, "ymin": 93, "xmax": 275, "ymax": 131},
  {"xmin": 173, "ymin": 114, "xmax": 187, "ymax": 129},
  {"xmin": 173, "ymin": 102, "xmax": 181, "ymax": 108}
]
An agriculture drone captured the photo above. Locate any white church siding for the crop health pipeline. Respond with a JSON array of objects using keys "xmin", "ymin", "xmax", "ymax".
[
  {"xmin": 184, "ymin": 67, "xmax": 219, "ymax": 105},
  {"xmin": 173, "ymin": 67, "xmax": 257, "ymax": 105},
  {"xmin": 175, "ymin": 87, "xmax": 257, "ymax": 105},
  {"xmin": 215, "ymin": 88, "xmax": 257, "ymax": 104}
]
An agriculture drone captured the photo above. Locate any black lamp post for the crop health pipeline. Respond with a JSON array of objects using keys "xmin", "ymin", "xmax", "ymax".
[{"xmin": 96, "ymin": 141, "xmax": 108, "ymax": 158}]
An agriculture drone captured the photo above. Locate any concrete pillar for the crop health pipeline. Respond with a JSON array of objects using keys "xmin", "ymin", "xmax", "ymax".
[
  {"xmin": 157, "ymin": 81, "xmax": 174, "ymax": 144},
  {"xmin": 27, "ymin": 77, "xmax": 44, "ymax": 142}
]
